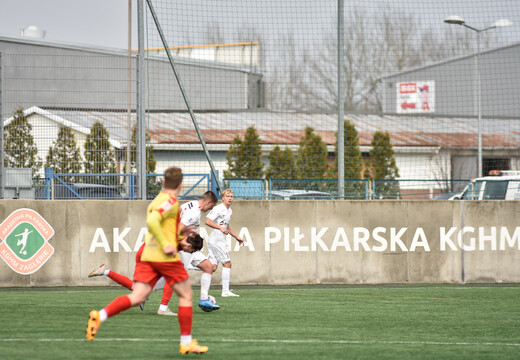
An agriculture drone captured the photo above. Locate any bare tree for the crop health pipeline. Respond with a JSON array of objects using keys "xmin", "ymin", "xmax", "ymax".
[
  {"xmin": 184, "ymin": 6, "xmax": 496, "ymax": 115},
  {"xmin": 204, "ymin": 21, "xmax": 226, "ymax": 44},
  {"xmin": 265, "ymin": 34, "xmax": 307, "ymax": 110},
  {"xmin": 265, "ymin": 7, "xmax": 493, "ymax": 114},
  {"xmin": 431, "ymin": 148, "xmax": 453, "ymax": 193}
]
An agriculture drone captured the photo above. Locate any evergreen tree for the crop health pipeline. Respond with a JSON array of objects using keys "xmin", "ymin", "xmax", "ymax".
[
  {"xmin": 224, "ymin": 136, "xmax": 245, "ymax": 178},
  {"xmin": 224, "ymin": 126, "xmax": 264, "ymax": 178},
  {"xmin": 265, "ymin": 146, "xmax": 297, "ymax": 185},
  {"xmin": 128, "ymin": 127, "xmax": 161, "ymax": 198},
  {"xmin": 3, "ymin": 107, "xmax": 42, "ymax": 176},
  {"xmin": 45, "ymin": 125, "xmax": 83, "ymax": 181},
  {"xmin": 84, "ymin": 121, "xmax": 117, "ymax": 185},
  {"xmin": 297, "ymin": 127, "xmax": 329, "ymax": 180},
  {"xmin": 364, "ymin": 131, "xmax": 400, "ymax": 198},
  {"xmin": 332, "ymin": 120, "xmax": 364, "ymax": 198},
  {"xmin": 332, "ymin": 121, "xmax": 362, "ymax": 179}
]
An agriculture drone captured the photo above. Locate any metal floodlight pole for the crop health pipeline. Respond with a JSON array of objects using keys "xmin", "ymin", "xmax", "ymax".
[
  {"xmin": 136, "ymin": 0, "xmax": 146, "ymax": 199},
  {"xmin": 476, "ymin": 32, "xmax": 482, "ymax": 178},
  {"xmin": 444, "ymin": 16, "xmax": 512, "ymax": 177},
  {"xmin": 126, "ymin": 0, "xmax": 132, "ymax": 195},
  {"xmin": 337, "ymin": 0, "xmax": 345, "ymax": 199}
]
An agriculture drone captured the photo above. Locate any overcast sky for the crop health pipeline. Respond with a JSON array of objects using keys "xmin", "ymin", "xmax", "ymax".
[{"xmin": 0, "ymin": 0, "xmax": 518, "ymax": 49}]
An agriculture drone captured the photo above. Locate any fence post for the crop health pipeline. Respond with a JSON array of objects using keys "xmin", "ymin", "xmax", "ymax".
[
  {"xmin": 44, "ymin": 168, "xmax": 54, "ymax": 200},
  {"xmin": 210, "ymin": 170, "xmax": 219, "ymax": 196},
  {"xmin": 129, "ymin": 174, "xmax": 135, "ymax": 200}
]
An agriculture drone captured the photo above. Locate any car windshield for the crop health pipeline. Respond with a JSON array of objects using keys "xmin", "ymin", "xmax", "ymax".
[
  {"xmin": 483, "ymin": 180, "xmax": 508, "ymax": 200},
  {"xmin": 461, "ymin": 185, "xmax": 471, "ymax": 200},
  {"xmin": 463, "ymin": 181, "xmax": 484, "ymax": 200},
  {"xmin": 289, "ymin": 193, "xmax": 333, "ymax": 200},
  {"xmin": 79, "ymin": 189, "xmax": 122, "ymax": 199},
  {"xmin": 269, "ymin": 195, "xmax": 286, "ymax": 200}
]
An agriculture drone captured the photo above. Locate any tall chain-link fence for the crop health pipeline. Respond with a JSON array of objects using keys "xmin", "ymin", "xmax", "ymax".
[{"xmin": 1, "ymin": 0, "xmax": 519, "ymax": 200}]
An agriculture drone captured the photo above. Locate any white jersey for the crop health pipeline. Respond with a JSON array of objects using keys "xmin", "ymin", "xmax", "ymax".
[
  {"xmin": 179, "ymin": 200, "xmax": 208, "ymax": 270},
  {"xmin": 206, "ymin": 203, "xmax": 232, "ymax": 243},
  {"xmin": 180, "ymin": 200, "xmax": 201, "ymax": 231}
]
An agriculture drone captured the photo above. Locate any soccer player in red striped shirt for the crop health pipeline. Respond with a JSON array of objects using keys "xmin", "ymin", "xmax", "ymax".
[{"xmin": 86, "ymin": 167, "xmax": 208, "ymax": 354}]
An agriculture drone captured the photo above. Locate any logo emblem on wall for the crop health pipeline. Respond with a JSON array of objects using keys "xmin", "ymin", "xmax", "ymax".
[{"xmin": 0, "ymin": 208, "xmax": 55, "ymax": 275}]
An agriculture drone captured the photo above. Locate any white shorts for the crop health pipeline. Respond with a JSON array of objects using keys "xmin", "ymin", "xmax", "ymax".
[
  {"xmin": 150, "ymin": 251, "xmax": 207, "ymax": 291},
  {"xmin": 179, "ymin": 250, "xmax": 207, "ymax": 271},
  {"xmin": 207, "ymin": 241, "xmax": 231, "ymax": 265}
]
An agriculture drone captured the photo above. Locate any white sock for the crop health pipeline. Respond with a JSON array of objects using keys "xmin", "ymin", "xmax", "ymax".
[
  {"xmin": 99, "ymin": 309, "xmax": 108, "ymax": 322},
  {"xmin": 200, "ymin": 273, "xmax": 212, "ymax": 300},
  {"xmin": 222, "ymin": 267, "xmax": 231, "ymax": 292},
  {"xmin": 180, "ymin": 335, "xmax": 192, "ymax": 346},
  {"xmin": 103, "ymin": 269, "xmax": 110, "ymax": 276},
  {"xmin": 159, "ymin": 304, "xmax": 168, "ymax": 311}
]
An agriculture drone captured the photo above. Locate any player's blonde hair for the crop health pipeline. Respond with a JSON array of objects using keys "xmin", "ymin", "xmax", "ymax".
[{"xmin": 221, "ymin": 188, "xmax": 234, "ymax": 197}]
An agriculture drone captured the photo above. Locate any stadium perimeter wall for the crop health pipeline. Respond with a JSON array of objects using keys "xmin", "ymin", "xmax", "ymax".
[{"xmin": 0, "ymin": 200, "xmax": 519, "ymax": 286}]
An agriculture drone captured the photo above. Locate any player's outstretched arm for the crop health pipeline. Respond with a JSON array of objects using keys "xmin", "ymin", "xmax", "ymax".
[
  {"xmin": 228, "ymin": 226, "xmax": 243, "ymax": 245},
  {"xmin": 179, "ymin": 223, "xmax": 197, "ymax": 238},
  {"xmin": 205, "ymin": 218, "xmax": 229, "ymax": 235}
]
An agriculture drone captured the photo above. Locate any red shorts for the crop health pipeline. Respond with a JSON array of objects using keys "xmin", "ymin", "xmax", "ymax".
[
  {"xmin": 136, "ymin": 243, "xmax": 145, "ymax": 263},
  {"xmin": 133, "ymin": 258, "xmax": 188, "ymax": 289}
]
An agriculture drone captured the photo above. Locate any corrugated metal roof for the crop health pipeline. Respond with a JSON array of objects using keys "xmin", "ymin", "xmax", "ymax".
[
  {"xmin": 380, "ymin": 42, "xmax": 520, "ymax": 80},
  {"xmin": 0, "ymin": 35, "xmax": 254, "ymax": 74},
  {"xmin": 39, "ymin": 108, "xmax": 520, "ymax": 149}
]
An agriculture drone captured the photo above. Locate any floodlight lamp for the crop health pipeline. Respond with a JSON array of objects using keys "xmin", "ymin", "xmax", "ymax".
[
  {"xmin": 444, "ymin": 16, "xmax": 465, "ymax": 25},
  {"xmin": 493, "ymin": 19, "xmax": 512, "ymax": 28}
]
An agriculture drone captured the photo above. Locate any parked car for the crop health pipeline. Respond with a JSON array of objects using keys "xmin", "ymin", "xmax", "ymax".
[
  {"xmin": 451, "ymin": 170, "xmax": 520, "ymax": 200},
  {"xmin": 432, "ymin": 192, "xmax": 463, "ymax": 200},
  {"xmin": 36, "ymin": 183, "xmax": 123, "ymax": 200},
  {"xmin": 269, "ymin": 189, "xmax": 334, "ymax": 200}
]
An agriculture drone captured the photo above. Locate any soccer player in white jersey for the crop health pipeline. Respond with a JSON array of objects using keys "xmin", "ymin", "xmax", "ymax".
[
  {"xmin": 205, "ymin": 188, "xmax": 243, "ymax": 297},
  {"xmin": 178, "ymin": 191, "xmax": 220, "ymax": 311}
]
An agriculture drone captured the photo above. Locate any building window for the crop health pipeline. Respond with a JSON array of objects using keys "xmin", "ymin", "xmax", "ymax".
[{"xmin": 483, "ymin": 158, "xmax": 510, "ymax": 176}]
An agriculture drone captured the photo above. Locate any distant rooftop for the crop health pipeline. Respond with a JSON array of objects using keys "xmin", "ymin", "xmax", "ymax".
[{"xmin": 18, "ymin": 107, "xmax": 520, "ymax": 151}]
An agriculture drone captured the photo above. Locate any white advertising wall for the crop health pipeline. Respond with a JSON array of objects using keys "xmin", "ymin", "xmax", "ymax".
[{"xmin": 0, "ymin": 200, "xmax": 519, "ymax": 286}]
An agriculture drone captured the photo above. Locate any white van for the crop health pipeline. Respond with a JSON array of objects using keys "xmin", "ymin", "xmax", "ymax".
[{"xmin": 452, "ymin": 171, "xmax": 520, "ymax": 200}]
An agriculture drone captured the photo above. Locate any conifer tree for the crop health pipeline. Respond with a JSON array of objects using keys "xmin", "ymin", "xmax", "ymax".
[
  {"xmin": 84, "ymin": 121, "xmax": 117, "ymax": 185},
  {"xmin": 45, "ymin": 125, "xmax": 83, "ymax": 180},
  {"xmin": 3, "ymin": 107, "xmax": 42, "ymax": 176},
  {"xmin": 224, "ymin": 136, "xmax": 245, "ymax": 178},
  {"xmin": 129, "ymin": 126, "xmax": 160, "ymax": 198},
  {"xmin": 332, "ymin": 120, "xmax": 364, "ymax": 198},
  {"xmin": 332, "ymin": 120, "xmax": 362, "ymax": 179},
  {"xmin": 297, "ymin": 127, "xmax": 329, "ymax": 180},
  {"xmin": 364, "ymin": 131, "xmax": 400, "ymax": 198},
  {"xmin": 266, "ymin": 145, "xmax": 297, "ymax": 180},
  {"xmin": 224, "ymin": 126, "xmax": 264, "ymax": 178}
]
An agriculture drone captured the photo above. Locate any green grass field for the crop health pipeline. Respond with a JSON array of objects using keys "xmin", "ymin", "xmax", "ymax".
[{"xmin": 1, "ymin": 284, "xmax": 519, "ymax": 359}]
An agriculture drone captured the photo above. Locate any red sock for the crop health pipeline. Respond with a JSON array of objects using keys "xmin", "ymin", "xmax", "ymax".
[
  {"xmin": 161, "ymin": 285, "xmax": 174, "ymax": 305},
  {"xmin": 107, "ymin": 270, "xmax": 133, "ymax": 290},
  {"xmin": 103, "ymin": 295, "xmax": 132, "ymax": 318},
  {"xmin": 177, "ymin": 306, "xmax": 192, "ymax": 336}
]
